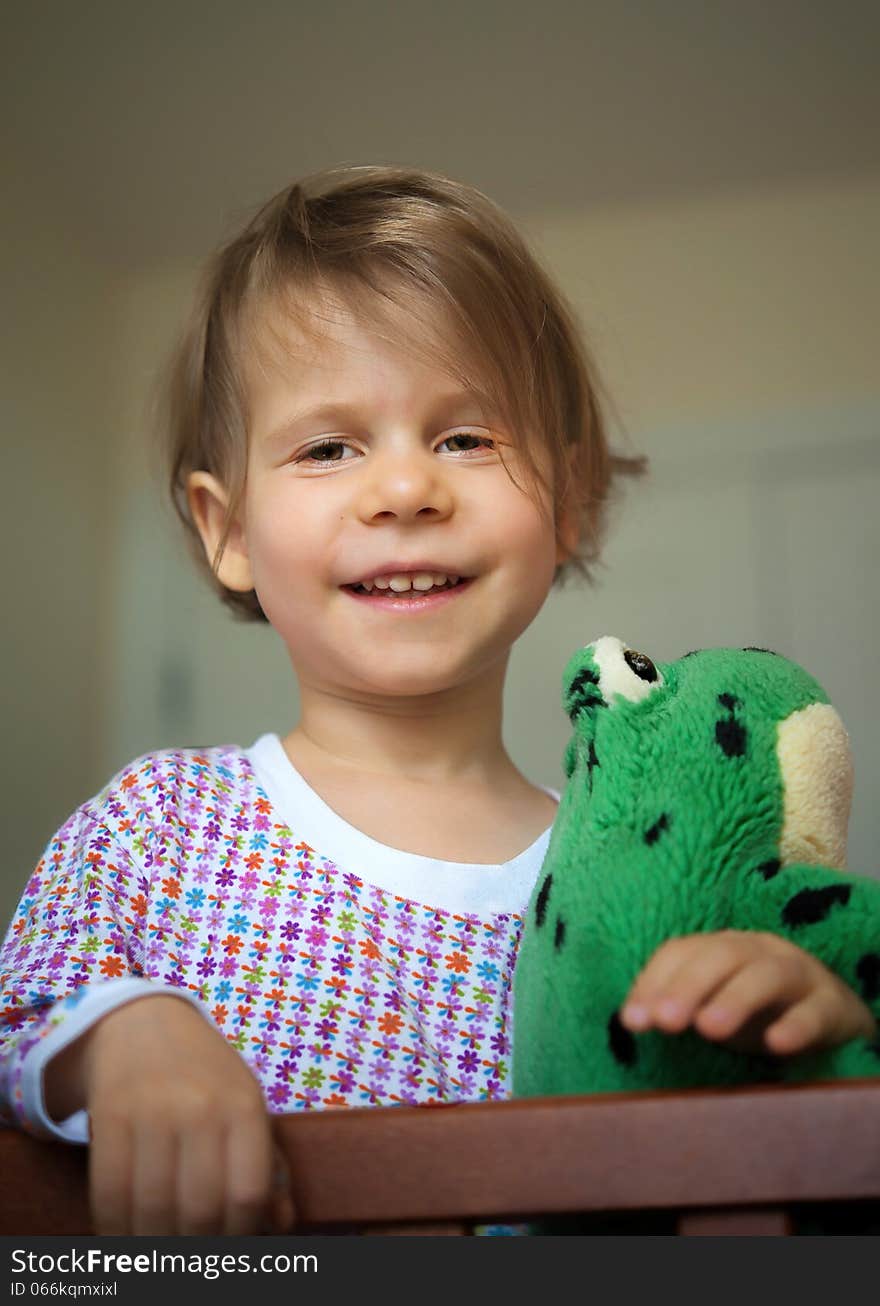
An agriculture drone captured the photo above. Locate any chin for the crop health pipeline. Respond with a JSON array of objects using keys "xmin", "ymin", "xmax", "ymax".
[{"xmin": 350, "ymin": 652, "xmax": 491, "ymax": 699}]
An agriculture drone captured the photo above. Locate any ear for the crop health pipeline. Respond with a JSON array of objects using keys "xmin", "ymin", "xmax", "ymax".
[{"xmin": 186, "ymin": 471, "xmax": 255, "ymax": 592}]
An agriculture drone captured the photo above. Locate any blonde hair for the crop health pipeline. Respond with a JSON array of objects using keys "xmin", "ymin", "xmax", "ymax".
[{"xmin": 159, "ymin": 164, "xmax": 646, "ymax": 622}]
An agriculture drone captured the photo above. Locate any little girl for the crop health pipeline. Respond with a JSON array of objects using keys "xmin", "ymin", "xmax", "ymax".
[{"xmin": 1, "ymin": 165, "xmax": 874, "ymax": 1236}]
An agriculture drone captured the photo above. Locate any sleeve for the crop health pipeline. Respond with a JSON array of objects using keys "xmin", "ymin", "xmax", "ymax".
[{"xmin": 0, "ymin": 791, "xmax": 210, "ymax": 1145}]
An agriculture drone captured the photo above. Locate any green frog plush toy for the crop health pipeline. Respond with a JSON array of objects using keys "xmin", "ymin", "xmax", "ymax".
[{"xmin": 513, "ymin": 637, "xmax": 880, "ymax": 1096}]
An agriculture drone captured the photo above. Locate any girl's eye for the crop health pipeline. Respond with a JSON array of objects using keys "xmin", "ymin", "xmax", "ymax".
[
  {"xmin": 440, "ymin": 430, "xmax": 496, "ymax": 455},
  {"xmin": 294, "ymin": 430, "xmax": 495, "ymax": 465},
  {"xmin": 296, "ymin": 440, "xmax": 353, "ymax": 464}
]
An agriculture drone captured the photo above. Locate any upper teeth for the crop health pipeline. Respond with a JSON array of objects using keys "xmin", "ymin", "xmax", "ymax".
[{"xmin": 358, "ymin": 572, "xmax": 460, "ymax": 592}]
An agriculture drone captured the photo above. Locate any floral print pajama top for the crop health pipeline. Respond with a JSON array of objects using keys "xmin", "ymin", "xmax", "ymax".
[{"xmin": 0, "ymin": 734, "xmax": 558, "ymax": 1144}]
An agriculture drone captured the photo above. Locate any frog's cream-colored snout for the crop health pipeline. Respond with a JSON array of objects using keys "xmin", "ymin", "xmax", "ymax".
[{"xmin": 777, "ymin": 703, "xmax": 853, "ymax": 870}]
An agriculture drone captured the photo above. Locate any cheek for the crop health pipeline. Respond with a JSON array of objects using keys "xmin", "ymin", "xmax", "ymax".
[
  {"xmin": 242, "ymin": 484, "xmax": 316, "ymax": 594},
  {"xmin": 485, "ymin": 497, "xmax": 559, "ymax": 639},
  {"xmin": 504, "ymin": 491, "xmax": 559, "ymax": 574},
  {"xmin": 251, "ymin": 504, "xmax": 294, "ymax": 560}
]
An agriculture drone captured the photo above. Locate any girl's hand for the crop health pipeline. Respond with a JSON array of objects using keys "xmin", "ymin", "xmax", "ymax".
[
  {"xmin": 50, "ymin": 994, "xmax": 296, "ymax": 1236},
  {"xmin": 619, "ymin": 930, "xmax": 876, "ymax": 1056}
]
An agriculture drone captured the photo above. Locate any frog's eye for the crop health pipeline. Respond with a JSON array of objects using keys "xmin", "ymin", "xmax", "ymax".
[
  {"xmin": 624, "ymin": 649, "xmax": 658, "ymax": 683},
  {"xmin": 591, "ymin": 635, "xmax": 664, "ymax": 705}
]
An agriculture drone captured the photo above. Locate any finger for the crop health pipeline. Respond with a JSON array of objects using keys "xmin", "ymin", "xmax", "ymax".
[
  {"xmin": 759, "ymin": 953, "xmax": 875, "ymax": 1049},
  {"xmin": 692, "ymin": 955, "xmax": 807, "ymax": 1042},
  {"xmin": 624, "ymin": 934, "xmax": 750, "ymax": 1033},
  {"xmin": 177, "ymin": 1126, "xmax": 225, "ymax": 1236},
  {"xmin": 90, "ymin": 1113, "xmax": 132, "ymax": 1235},
  {"xmin": 761, "ymin": 972, "xmax": 875, "ymax": 1055},
  {"xmin": 132, "ymin": 1124, "xmax": 178, "ymax": 1236},
  {"xmin": 224, "ymin": 1111, "xmax": 274, "ymax": 1235},
  {"xmin": 621, "ymin": 936, "xmax": 705, "ymax": 1029},
  {"xmin": 762, "ymin": 992, "xmax": 831, "ymax": 1055}
]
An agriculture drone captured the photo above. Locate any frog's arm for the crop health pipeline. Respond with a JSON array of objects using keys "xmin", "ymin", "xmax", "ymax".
[{"xmin": 733, "ymin": 862, "xmax": 880, "ymax": 1079}]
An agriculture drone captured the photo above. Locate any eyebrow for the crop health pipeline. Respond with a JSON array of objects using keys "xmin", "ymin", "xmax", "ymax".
[{"xmin": 261, "ymin": 391, "xmax": 496, "ymax": 450}]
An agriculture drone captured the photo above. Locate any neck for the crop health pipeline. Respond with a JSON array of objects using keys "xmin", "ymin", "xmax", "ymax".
[{"xmin": 283, "ymin": 655, "xmax": 518, "ymax": 788}]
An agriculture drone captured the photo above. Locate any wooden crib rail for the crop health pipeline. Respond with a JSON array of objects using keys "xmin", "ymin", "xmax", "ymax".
[{"xmin": 3, "ymin": 1079, "xmax": 880, "ymax": 1236}]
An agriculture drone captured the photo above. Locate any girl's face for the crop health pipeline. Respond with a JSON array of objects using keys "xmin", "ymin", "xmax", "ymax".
[{"xmin": 214, "ymin": 297, "xmax": 571, "ymax": 703}]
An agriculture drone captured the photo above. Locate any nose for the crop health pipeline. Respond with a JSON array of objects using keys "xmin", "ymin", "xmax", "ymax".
[{"xmin": 353, "ymin": 445, "xmax": 454, "ymax": 525}]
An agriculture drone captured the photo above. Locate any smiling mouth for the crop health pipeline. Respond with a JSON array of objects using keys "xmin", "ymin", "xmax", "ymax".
[
  {"xmin": 341, "ymin": 577, "xmax": 474, "ymax": 607},
  {"xmin": 344, "ymin": 577, "xmax": 468, "ymax": 596}
]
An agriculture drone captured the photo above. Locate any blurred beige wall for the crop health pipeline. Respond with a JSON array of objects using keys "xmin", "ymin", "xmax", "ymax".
[
  {"xmin": 3, "ymin": 173, "xmax": 879, "ymax": 926},
  {"xmin": 2, "ymin": 217, "xmax": 120, "ymax": 926},
  {"xmin": 530, "ymin": 177, "xmax": 880, "ymax": 431}
]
